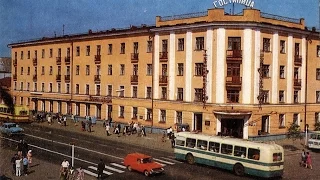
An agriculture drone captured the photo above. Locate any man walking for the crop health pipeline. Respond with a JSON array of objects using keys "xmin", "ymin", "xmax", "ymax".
[
  {"xmin": 97, "ymin": 158, "xmax": 105, "ymax": 179},
  {"xmin": 23, "ymin": 155, "xmax": 28, "ymax": 176},
  {"xmin": 106, "ymin": 123, "xmax": 111, "ymax": 136},
  {"xmin": 11, "ymin": 154, "xmax": 18, "ymax": 175}
]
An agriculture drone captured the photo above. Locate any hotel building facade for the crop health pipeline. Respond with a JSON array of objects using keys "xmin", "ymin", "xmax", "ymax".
[{"xmin": 9, "ymin": 8, "xmax": 320, "ymax": 139}]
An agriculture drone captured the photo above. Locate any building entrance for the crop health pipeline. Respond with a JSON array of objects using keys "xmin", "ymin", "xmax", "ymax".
[
  {"xmin": 221, "ymin": 118, "xmax": 244, "ymax": 138},
  {"xmin": 194, "ymin": 113, "xmax": 203, "ymax": 132}
]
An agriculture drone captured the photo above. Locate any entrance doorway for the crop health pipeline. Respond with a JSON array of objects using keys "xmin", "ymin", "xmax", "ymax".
[
  {"xmin": 194, "ymin": 113, "xmax": 203, "ymax": 132},
  {"xmin": 221, "ymin": 119, "xmax": 244, "ymax": 138}
]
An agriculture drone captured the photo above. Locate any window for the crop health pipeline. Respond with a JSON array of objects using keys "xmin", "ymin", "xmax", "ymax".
[
  {"xmin": 316, "ymin": 91, "xmax": 320, "ymax": 103},
  {"xmin": 96, "ymin": 84, "xmax": 100, "ymax": 96},
  {"xmin": 49, "ymin": 49, "xmax": 53, "ymax": 58},
  {"xmin": 317, "ymin": 69, "xmax": 320, "ymax": 80},
  {"xmin": 295, "ymin": 43, "xmax": 300, "ymax": 56},
  {"xmin": 119, "ymin": 86, "xmax": 124, "ymax": 97},
  {"xmin": 195, "ymin": 63, "xmax": 203, "ymax": 76},
  {"xmin": 194, "ymin": 88, "xmax": 203, "ymax": 102},
  {"xmin": 178, "ymin": 38, "xmax": 184, "ymax": 51},
  {"xmin": 76, "ymin": 103, "xmax": 80, "ymax": 116},
  {"xmin": 177, "ymin": 88, "xmax": 183, "ymax": 101},
  {"xmin": 86, "ymin": 65, "xmax": 90, "ymax": 75},
  {"xmin": 58, "ymin": 48, "xmax": 61, "ymax": 57},
  {"xmin": 195, "ymin": 37, "xmax": 204, "ymax": 50},
  {"xmin": 248, "ymin": 148, "xmax": 260, "ymax": 160},
  {"xmin": 279, "ymin": 90, "xmax": 285, "ymax": 103},
  {"xmin": 66, "ymin": 84, "xmax": 70, "ymax": 94},
  {"xmin": 120, "ymin": 43, "xmax": 125, "ymax": 54},
  {"xmin": 280, "ymin": 66, "xmax": 285, "ymax": 79},
  {"xmin": 27, "ymin": 50, "xmax": 30, "ymax": 59},
  {"xmin": 42, "ymin": 49, "xmax": 45, "ymax": 58},
  {"xmin": 146, "ymin": 87, "xmax": 152, "ymax": 99},
  {"xmin": 147, "ymin": 41, "xmax": 152, "ymax": 53},
  {"xmin": 176, "ymin": 139, "xmax": 185, "ymax": 146},
  {"xmin": 197, "ymin": 140, "xmax": 208, "ymax": 150},
  {"xmin": 76, "ymin": 65, "xmax": 80, "ymax": 75},
  {"xmin": 160, "ymin": 110, "xmax": 166, "ymax": 122},
  {"xmin": 27, "ymin": 82, "xmax": 30, "ymax": 91},
  {"xmin": 228, "ymin": 37, "xmax": 241, "ymax": 50},
  {"xmin": 177, "ymin": 63, "xmax": 184, "ymax": 76},
  {"xmin": 261, "ymin": 90, "xmax": 269, "ymax": 103},
  {"xmin": 108, "ymin": 44, "xmax": 112, "ymax": 55},
  {"xmin": 280, "ymin": 40, "xmax": 286, "ymax": 54},
  {"xmin": 161, "ymin": 87, "xmax": 167, "ymax": 99},
  {"xmin": 14, "ymin": 52, "xmax": 17, "ymax": 60},
  {"xmin": 20, "ymin": 97, "xmax": 23, "ymax": 105},
  {"xmin": 85, "ymin": 104, "xmax": 90, "ymax": 116},
  {"xmin": 263, "ymin": 38, "xmax": 271, "ymax": 52},
  {"xmin": 41, "ymin": 83, "xmax": 45, "ymax": 92},
  {"xmin": 317, "ymin": 45, "xmax": 320, "ymax": 57},
  {"xmin": 86, "ymin": 46, "xmax": 90, "ymax": 56},
  {"xmin": 96, "ymin": 45, "xmax": 101, "ymax": 55},
  {"xmin": 108, "ymin": 65, "xmax": 112, "ymax": 75},
  {"xmin": 120, "ymin": 64, "xmax": 125, "ymax": 75},
  {"xmin": 132, "ymin": 86, "xmax": 137, "ymax": 98},
  {"xmin": 315, "ymin": 112, "xmax": 320, "ymax": 123},
  {"xmin": 20, "ymin": 82, "xmax": 23, "ymax": 91},
  {"xmin": 147, "ymin": 64, "xmax": 152, "ymax": 76},
  {"xmin": 133, "ymin": 42, "xmax": 138, "ymax": 53},
  {"xmin": 21, "ymin": 51, "xmax": 24, "ymax": 59},
  {"xmin": 234, "ymin": 146, "xmax": 247, "ymax": 157},
  {"xmin": 262, "ymin": 65, "xmax": 270, "ymax": 78},
  {"xmin": 293, "ymin": 113, "xmax": 299, "ymax": 125},
  {"xmin": 14, "ymin": 82, "xmax": 17, "ymax": 90},
  {"xmin": 49, "ymin": 83, "xmax": 52, "ymax": 92},
  {"xmin": 76, "ymin": 46, "xmax": 80, "ymax": 56},
  {"xmin": 227, "ymin": 90, "xmax": 239, "ymax": 103},
  {"xmin": 176, "ymin": 111, "xmax": 182, "ymax": 124},
  {"xmin": 209, "ymin": 142, "xmax": 220, "ymax": 153},
  {"xmin": 186, "ymin": 138, "xmax": 196, "ymax": 148},
  {"xmin": 57, "ymin": 83, "xmax": 61, "ymax": 93},
  {"xmin": 261, "ymin": 115, "xmax": 270, "ymax": 133},
  {"xmin": 49, "ymin": 66, "xmax": 53, "ymax": 75},
  {"xmin": 132, "ymin": 107, "xmax": 138, "ymax": 119},
  {"xmin": 76, "ymin": 84, "xmax": 79, "ymax": 94},
  {"xmin": 20, "ymin": 67, "xmax": 23, "ymax": 75},
  {"xmin": 41, "ymin": 66, "xmax": 45, "ymax": 75},
  {"xmin": 221, "ymin": 144, "xmax": 233, "ymax": 155},
  {"xmin": 162, "ymin": 40, "xmax": 168, "ymax": 52},
  {"xmin": 279, "ymin": 114, "xmax": 286, "ymax": 127},
  {"xmin": 119, "ymin": 106, "xmax": 124, "ymax": 118},
  {"xmin": 86, "ymin": 84, "xmax": 89, "ymax": 95},
  {"xmin": 107, "ymin": 85, "xmax": 112, "ymax": 96},
  {"xmin": 27, "ymin": 67, "xmax": 30, "ymax": 75},
  {"xmin": 294, "ymin": 90, "xmax": 299, "ymax": 103}
]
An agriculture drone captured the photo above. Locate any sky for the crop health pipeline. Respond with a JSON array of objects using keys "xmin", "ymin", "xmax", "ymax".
[{"xmin": 0, "ymin": 0, "xmax": 319, "ymax": 57}]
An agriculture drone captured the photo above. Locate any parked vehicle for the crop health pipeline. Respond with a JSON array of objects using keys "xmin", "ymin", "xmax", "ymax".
[
  {"xmin": 123, "ymin": 153, "xmax": 164, "ymax": 176},
  {"xmin": 308, "ymin": 131, "xmax": 320, "ymax": 150},
  {"xmin": 0, "ymin": 122, "xmax": 24, "ymax": 136}
]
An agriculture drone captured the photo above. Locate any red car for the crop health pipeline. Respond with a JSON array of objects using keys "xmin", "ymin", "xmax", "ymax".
[{"xmin": 123, "ymin": 153, "xmax": 164, "ymax": 176}]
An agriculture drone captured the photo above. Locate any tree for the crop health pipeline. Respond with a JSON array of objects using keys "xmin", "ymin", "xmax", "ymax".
[
  {"xmin": 0, "ymin": 86, "xmax": 14, "ymax": 113},
  {"xmin": 0, "ymin": 57, "xmax": 11, "ymax": 73},
  {"xmin": 287, "ymin": 123, "xmax": 302, "ymax": 141}
]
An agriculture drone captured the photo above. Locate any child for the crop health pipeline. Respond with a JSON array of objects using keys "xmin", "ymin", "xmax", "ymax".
[
  {"xmin": 15, "ymin": 157, "xmax": 22, "ymax": 176},
  {"xmin": 27, "ymin": 150, "xmax": 32, "ymax": 165},
  {"xmin": 306, "ymin": 152, "xmax": 313, "ymax": 169}
]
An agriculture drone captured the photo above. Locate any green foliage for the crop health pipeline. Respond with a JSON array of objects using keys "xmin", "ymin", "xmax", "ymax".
[
  {"xmin": 287, "ymin": 123, "xmax": 302, "ymax": 141},
  {"xmin": 315, "ymin": 122, "xmax": 320, "ymax": 131}
]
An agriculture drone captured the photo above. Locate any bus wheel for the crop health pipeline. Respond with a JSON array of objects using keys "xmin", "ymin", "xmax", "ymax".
[
  {"xmin": 233, "ymin": 163, "xmax": 245, "ymax": 176},
  {"xmin": 186, "ymin": 153, "xmax": 195, "ymax": 165}
]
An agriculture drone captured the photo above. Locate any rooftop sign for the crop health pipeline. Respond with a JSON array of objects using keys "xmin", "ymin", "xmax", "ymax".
[{"xmin": 213, "ymin": 0, "xmax": 255, "ymax": 8}]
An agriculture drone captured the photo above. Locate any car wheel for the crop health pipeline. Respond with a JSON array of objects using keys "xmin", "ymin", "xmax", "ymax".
[
  {"xmin": 233, "ymin": 163, "xmax": 245, "ymax": 176},
  {"xmin": 144, "ymin": 170, "xmax": 149, "ymax": 177},
  {"xmin": 186, "ymin": 153, "xmax": 195, "ymax": 165},
  {"xmin": 127, "ymin": 166, "xmax": 132, "ymax": 171}
]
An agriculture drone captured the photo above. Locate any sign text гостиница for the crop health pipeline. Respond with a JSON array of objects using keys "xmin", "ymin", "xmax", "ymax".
[{"xmin": 213, "ymin": 0, "xmax": 255, "ymax": 8}]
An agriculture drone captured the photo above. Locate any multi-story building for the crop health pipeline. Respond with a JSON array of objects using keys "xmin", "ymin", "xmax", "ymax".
[{"xmin": 8, "ymin": 8, "xmax": 320, "ymax": 139}]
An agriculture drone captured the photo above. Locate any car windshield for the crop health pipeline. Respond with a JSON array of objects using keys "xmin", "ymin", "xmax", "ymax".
[
  {"xmin": 8, "ymin": 124, "xmax": 17, "ymax": 128},
  {"xmin": 142, "ymin": 158, "xmax": 152, "ymax": 163}
]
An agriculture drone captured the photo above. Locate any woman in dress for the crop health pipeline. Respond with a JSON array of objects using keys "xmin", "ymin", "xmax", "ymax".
[{"xmin": 305, "ymin": 152, "xmax": 313, "ymax": 169}]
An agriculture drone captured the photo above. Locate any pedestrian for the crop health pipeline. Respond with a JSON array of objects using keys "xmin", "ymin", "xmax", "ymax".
[
  {"xmin": 22, "ymin": 140, "xmax": 28, "ymax": 157},
  {"xmin": 141, "ymin": 126, "xmax": 146, "ymax": 137},
  {"xmin": 170, "ymin": 133, "xmax": 176, "ymax": 148},
  {"xmin": 88, "ymin": 117, "xmax": 92, "ymax": 132},
  {"xmin": 161, "ymin": 131, "xmax": 166, "ymax": 142},
  {"xmin": 11, "ymin": 154, "xmax": 18, "ymax": 175},
  {"xmin": 71, "ymin": 113, "xmax": 75, "ymax": 123},
  {"xmin": 97, "ymin": 159, "xmax": 105, "ymax": 179},
  {"xmin": 15, "ymin": 156, "xmax": 22, "ymax": 176},
  {"xmin": 17, "ymin": 140, "xmax": 23, "ymax": 157},
  {"xmin": 63, "ymin": 115, "xmax": 67, "ymax": 126},
  {"xmin": 23, "ymin": 156, "xmax": 28, "ymax": 176},
  {"xmin": 61, "ymin": 159, "xmax": 70, "ymax": 172},
  {"xmin": 27, "ymin": 150, "xmax": 32, "ymax": 165},
  {"xmin": 106, "ymin": 123, "xmax": 111, "ymax": 136},
  {"xmin": 81, "ymin": 121, "xmax": 85, "ymax": 131},
  {"xmin": 48, "ymin": 114, "xmax": 52, "ymax": 125},
  {"xmin": 76, "ymin": 166, "xmax": 85, "ymax": 180},
  {"xmin": 306, "ymin": 152, "xmax": 313, "ymax": 169},
  {"xmin": 300, "ymin": 149, "xmax": 306, "ymax": 167}
]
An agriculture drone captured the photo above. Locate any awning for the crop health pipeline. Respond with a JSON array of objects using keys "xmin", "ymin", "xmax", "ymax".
[{"xmin": 213, "ymin": 110, "xmax": 252, "ymax": 116}]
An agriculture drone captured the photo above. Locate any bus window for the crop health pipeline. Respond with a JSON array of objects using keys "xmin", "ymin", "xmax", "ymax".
[
  {"xmin": 176, "ymin": 140, "xmax": 185, "ymax": 146},
  {"xmin": 317, "ymin": 135, "xmax": 320, "ymax": 140},
  {"xmin": 209, "ymin": 142, "xmax": 220, "ymax": 153},
  {"xmin": 310, "ymin": 134, "xmax": 316, "ymax": 139},
  {"xmin": 234, "ymin": 146, "xmax": 247, "ymax": 158},
  {"xmin": 186, "ymin": 138, "xmax": 196, "ymax": 148},
  {"xmin": 197, "ymin": 140, "xmax": 208, "ymax": 150},
  {"xmin": 221, "ymin": 144, "xmax": 233, "ymax": 155},
  {"xmin": 273, "ymin": 153, "xmax": 282, "ymax": 162},
  {"xmin": 248, "ymin": 148, "xmax": 260, "ymax": 160}
]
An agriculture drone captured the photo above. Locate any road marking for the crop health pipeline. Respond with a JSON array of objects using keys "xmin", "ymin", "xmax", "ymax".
[
  {"xmin": 104, "ymin": 165, "xmax": 124, "ymax": 173},
  {"xmin": 83, "ymin": 169, "xmax": 98, "ymax": 177},
  {"xmin": 110, "ymin": 163, "xmax": 126, "ymax": 169},
  {"xmin": 88, "ymin": 166, "xmax": 113, "ymax": 175},
  {"xmin": 153, "ymin": 158, "xmax": 175, "ymax": 165},
  {"xmin": 160, "ymin": 157, "xmax": 183, "ymax": 163}
]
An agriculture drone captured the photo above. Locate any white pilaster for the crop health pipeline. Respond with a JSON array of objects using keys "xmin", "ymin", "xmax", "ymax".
[
  {"xmin": 287, "ymin": 35, "xmax": 293, "ymax": 104},
  {"xmin": 169, "ymin": 32, "xmax": 176, "ymax": 100},
  {"xmin": 185, "ymin": 31, "xmax": 193, "ymax": 102},
  {"xmin": 242, "ymin": 29, "xmax": 252, "ymax": 104},
  {"xmin": 301, "ymin": 37, "xmax": 306, "ymax": 103},
  {"xmin": 216, "ymin": 28, "xmax": 226, "ymax": 103},
  {"xmin": 243, "ymin": 116, "xmax": 249, "ymax": 139},
  {"xmin": 153, "ymin": 33, "xmax": 160, "ymax": 100},
  {"xmin": 271, "ymin": 32, "xmax": 279, "ymax": 103},
  {"xmin": 206, "ymin": 28, "xmax": 213, "ymax": 103},
  {"xmin": 216, "ymin": 115, "xmax": 221, "ymax": 135},
  {"xmin": 253, "ymin": 29, "xmax": 261, "ymax": 104}
]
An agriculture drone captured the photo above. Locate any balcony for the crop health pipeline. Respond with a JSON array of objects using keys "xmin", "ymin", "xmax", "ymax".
[
  {"xmin": 131, "ymin": 53, "xmax": 139, "ymax": 63},
  {"xmin": 159, "ymin": 75, "xmax": 168, "ymax": 86},
  {"xmin": 131, "ymin": 75, "xmax": 138, "ymax": 85},
  {"xmin": 294, "ymin": 55, "xmax": 302, "ymax": 66},
  {"xmin": 94, "ymin": 75, "xmax": 101, "ymax": 84},
  {"xmin": 13, "ymin": 74, "xmax": 17, "ymax": 80},
  {"xmin": 65, "ymin": 56, "xmax": 70, "ymax": 65},
  {"xmin": 33, "ymin": 74, "xmax": 37, "ymax": 82},
  {"xmin": 226, "ymin": 50, "xmax": 242, "ymax": 62},
  {"xmin": 95, "ymin": 55, "xmax": 101, "ymax": 64},
  {"xmin": 159, "ymin": 52, "xmax": 168, "ymax": 62},
  {"xmin": 65, "ymin": 75, "xmax": 70, "ymax": 82},
  {"xmin": 33, "ymin": 58, "xmax": 37, "ymax": 66},
  {"xmin": 294, "ymin": 78, "xmax": 301, "ymax": 88},
  {"xmin": 226, "ymin": 76, "xmax": 242, "ymax": 89},
  {"xmin": 56, "ymin": 74, "xmax": 61, "ymax": 82},
  {"xmin": 56, "ymin": 57, "xmax": 61, "ymax": 65},
  {"xmin": 13, "ymin": 59, "xmax": 17, "ymax": 66}
]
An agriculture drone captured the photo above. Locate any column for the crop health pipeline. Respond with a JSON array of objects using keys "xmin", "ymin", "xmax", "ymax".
[
  {"xmin": 153, "ymin": 33, "xmax": 160, "ymax": 100},
  {"xmin": 216, "ymin": 28, "xmax": 226, "ymax": 103},
  {"xmin": 185, "ymin": 31, "xmax": 193, "ymax": 102},
  {"xmin": 271, "ymin": 32, "xmax": 279, "ymax": 103},
  {"xmin": 253, "ymin": 29, "xmax": 261, "ymax": 104},
  {"xmin": 169, "ymin": 32, "xmax": 176, "ymax": 100},
  {"xmin": 206, "ymin": 28, "xmax": 213, "ymax": 103},
  {"xmin": 287, "ymin": 35, "xmax": 293, "ymax": 104},
  {"xmin": 242, "ymin": 28, "xmax": 253, "ymax": 104}
]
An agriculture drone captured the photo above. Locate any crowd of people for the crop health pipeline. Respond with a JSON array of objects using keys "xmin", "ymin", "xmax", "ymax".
[
  {"xmin": 10, "ymin": 140, "xmax": 32, "ymax": 177},
  {"xmin": 300, "ymin": 149, "xmax": 313, "ymax": 169},
  {"xmin": 103, "ymin": 120, "xmax": 147, "ymax": 138},
  {"xmin": 59, "ymin": 159, "xmax": 84, "ymax": 180}
]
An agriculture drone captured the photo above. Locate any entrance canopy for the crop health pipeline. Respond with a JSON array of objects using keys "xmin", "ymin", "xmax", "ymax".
[{"xmin": 213, "ymin": 110, "xmax": 252, "ymax": 116}]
